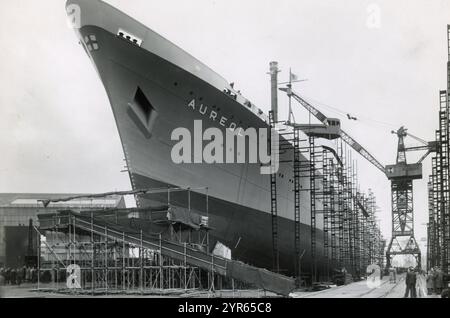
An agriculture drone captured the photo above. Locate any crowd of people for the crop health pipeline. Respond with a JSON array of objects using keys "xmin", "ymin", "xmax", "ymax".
[
  {"xmin": 0, "ymin": 266, "xmax": 38, "ymax": 286},
  {"xmin": 425, "ymin": 266, "xmax": 446, "ymax": 296},
  {"xmin": 402, "ymin": 266, "xmax": 446, "ymax": 298}
]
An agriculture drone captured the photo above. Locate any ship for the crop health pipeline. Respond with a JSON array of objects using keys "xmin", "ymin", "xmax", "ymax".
[{"xmin": 66, "ymin": 0, "xmax": 326, "ymax": 276}]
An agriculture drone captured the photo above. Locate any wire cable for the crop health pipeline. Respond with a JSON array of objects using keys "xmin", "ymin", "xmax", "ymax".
[{"xmin": 298, "ymin": 94, "xmax": 400, "ymax": 130}]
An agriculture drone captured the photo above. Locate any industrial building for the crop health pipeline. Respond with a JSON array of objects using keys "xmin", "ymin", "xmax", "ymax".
[{"xmin": 0, "ymin": 193, "xmax": 125, "ymax": 268}]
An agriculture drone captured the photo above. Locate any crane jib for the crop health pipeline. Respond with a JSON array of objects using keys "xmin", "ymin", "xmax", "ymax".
[
  {"xmin": 340, "ymin": 130, "xmax": 386, "ymax": 174},
  {"xmin": 282, "ymin": 87, "xmax": 386, "ymax": 175},
  {"xmin": 295, "ymin": 97, "xmax": 328, "ymax": 124}
]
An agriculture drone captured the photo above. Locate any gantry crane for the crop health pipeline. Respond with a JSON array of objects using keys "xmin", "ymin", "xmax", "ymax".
[{"xmin": 280, "ymin": 85, "xmax": 436, "ymax": 269}]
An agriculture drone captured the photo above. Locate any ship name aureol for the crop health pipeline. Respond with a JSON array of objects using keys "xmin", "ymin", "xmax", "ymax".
[{"xmin": 187, "ymin": 98, "xmax": 240, "ymax": 133}]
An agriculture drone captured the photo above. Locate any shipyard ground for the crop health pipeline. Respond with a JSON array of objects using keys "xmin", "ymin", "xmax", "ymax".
[
  {"xmin": 0, "ymin": 283, "xmax": 277, "ymax": 298},
  {"xmin": 0, "ymin": 274, "xmax": 439, "ymax": 298},
  {"xmin": 291, "ymin": 274, "xmax": 438, "ymax": 298}
]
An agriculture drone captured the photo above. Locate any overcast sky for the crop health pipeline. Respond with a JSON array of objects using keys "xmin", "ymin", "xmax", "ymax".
[{"xmin": 1, "ymin": 0, "xmax": 449, "ymax": 244}]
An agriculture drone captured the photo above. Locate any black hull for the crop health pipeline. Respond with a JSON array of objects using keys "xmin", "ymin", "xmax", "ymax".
[{"xmin": 133, "ymin": 173, "xmax": 332, "ymax": 276}]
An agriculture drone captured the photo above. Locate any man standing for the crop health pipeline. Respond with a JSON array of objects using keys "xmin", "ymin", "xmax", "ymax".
[
  {"xmin": 417, "ymin": 270, "xmax": 428, "ymax": 297},
  {"xmin": 0, "ymin": 269, "xmax": 4, "ymax": 298},
  {"xmin": 389, "ymin": 267, "xmax": 396, "ymax": 283},
  {"xmin": 434, "ymin": 267, "xmax": 444, "ymax": 295},
  {"xmin": 427, "ymin": 268, "xmax": 435, "ymax": 295},
  {"xmin": 404, "ymin": 267, "xmax": 417, "ymax": 298}
]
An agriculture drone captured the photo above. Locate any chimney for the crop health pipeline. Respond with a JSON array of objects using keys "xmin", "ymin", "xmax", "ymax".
[{"xmin": 269, "ymin": 61, "xmax": 279, "ymax": 122}]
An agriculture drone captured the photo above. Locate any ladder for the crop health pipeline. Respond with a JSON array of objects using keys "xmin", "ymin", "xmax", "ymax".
[
  {"xmin": 269, "ymin": 111, "xmax": 279, "ymax": 273},
  {"xmin": 309, "ymin": 136, "xmax": 317, "ymax": 283},
  {"xmin": 293, "ymin": 128, "xmax": 302, "ymax": 281}
]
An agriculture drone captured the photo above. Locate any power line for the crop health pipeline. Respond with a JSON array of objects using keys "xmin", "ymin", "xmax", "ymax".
[{"xmin": 298, "ymin": 94, "xmax": 400, "ymax": 129}]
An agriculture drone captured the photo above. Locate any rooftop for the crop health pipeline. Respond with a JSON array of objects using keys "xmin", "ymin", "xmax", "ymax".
[{"xmin": 0, "ymin": 193, "xmax": 125, "ymax": 209}]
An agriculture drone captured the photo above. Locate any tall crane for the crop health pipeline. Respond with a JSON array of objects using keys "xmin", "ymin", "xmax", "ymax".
[
  {"xmin": 280, "ymin": 85, "xmax": 436, "ymax": 269},
  {"xmin": 384, "ymin": 127, "xmax": 433, "ymax": 269}
]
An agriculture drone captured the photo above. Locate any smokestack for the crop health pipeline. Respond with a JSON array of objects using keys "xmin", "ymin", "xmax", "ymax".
[{"xmin": 269, "ymin": 61, "xmax": 279, "ymax": 122}]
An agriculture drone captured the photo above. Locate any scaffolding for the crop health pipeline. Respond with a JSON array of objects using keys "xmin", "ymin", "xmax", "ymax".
[
  {"xmin": 360, "ymin": 193, "xmax": 369, "ymax": 275},
  {"xmin": 36, "ymin": 216, "xmax": 296, "ymax": 296},
  {"xmin": 313, "ymin": 145, "xmax": 338, "ymax": 282},
  {"xmin": 340, "ymin": 142, "xmax": 352, "ymax": 272},
  {"xmin": 309, "ymin": 136, "xmax": 318, "ymax": 283},
  {"xmin": 328, "ymin": 140, "xmax": 384, "ymax": 280},
  {"xmin": 329, "ymin": 153, "xmax": 339, "ymax": 273},
  {"xmin": 427, "ymin": 179, "xmax": 435, "ymax": 271},
  {"xmin": 321, "ymin": 148, "xmax": 332, "ymax": 281},
  {"xmin": 278, "ymin": 124, "xmax": 309, "ymax": 282},
  {"xmin": 366, "ymin": 190, "xmax": 384, "ymax": 270},
  {"xmin": 35, "ymin": 188, "xmax": 213, "ymax": 294},
  {"xmin": 276, "ymin": 68, "xmax": 387, "ymax": 282},
  {"xmin": 267, "ymin": 113, "xmax": 385, "ymax": 286},
  {"xmin": 351, "ymin": 162, "xmax": 361, "ymax": 277},
  {"xmin": 427, "ymin": 26, "xmax": 450, "ymax": 274},
  {"xmin": 346, "ymin": 152, "xmax": 356, "ymax": 276},
  {"xmin": 34, "ymin": 187, "xmax": 298, "ymax": 296},
  {"xmin": 306, "ymin": 138, "xmax": 383, "ymax": 282},
  {"xmin": 293, "ymin": 128, "xmax": 303, "ymax": 282},
  {"xmin": 267, "ymin": 113, "xmax": 311, "ymax": 284},
  {"xmin": 37, "ymin": 216, "xmax": 206, "ymax": 294},
  {"xmin": 428, "ymin": 89, "xmax": 450, "ymax": 273}
]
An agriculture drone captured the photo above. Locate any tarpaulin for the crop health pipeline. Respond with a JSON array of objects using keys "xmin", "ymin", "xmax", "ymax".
[
  {"xmin": 166, "ymin": 206, "xmax": 208, "ymax": 230},
  {"xmin": 226, "ymin": 260, "xmax": 296, "ymax": 296}
]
